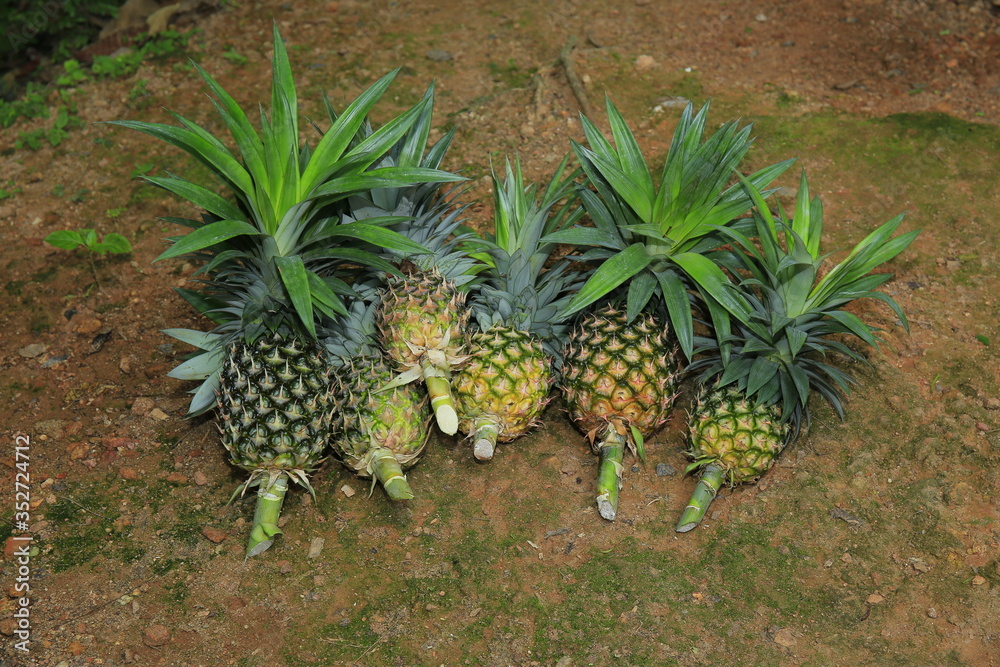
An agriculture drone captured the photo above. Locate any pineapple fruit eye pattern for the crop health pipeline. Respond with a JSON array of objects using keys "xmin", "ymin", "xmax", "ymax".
[{"xmin": 117, "ymin": 26, "xmax": 916, "ymax": 554}]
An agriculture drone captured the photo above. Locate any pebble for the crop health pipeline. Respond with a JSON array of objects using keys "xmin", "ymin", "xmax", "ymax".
[
  {"xmin": 972, "ymin": 575, "xmax": 987, "ymax": 586},
  {"xmin": 307, "ymin": 537, "xmax": 325, "ymax": 559},
  {"xmin": 277, "ymin": 560, "xmax": 293, "ymax": 574},
  {"xmin": 131, "ymin": 397, "xmax": 154, "ymax": 416},
  {"xmin": 193, "ymin": 471, "xmax": 209, "ymax": 486},
  {"xmin": 772, "ymin": 628, "xmax": 796, "ymax": 647},
  {"xmin": 634, "ymin": 55, "xmax": 656, "ymax": 71},
  {"xmin": 119, "ymin": 467, "xmax": 140, "ymax": 480},
  {"xmin": 867, "ymin": 593, "xmax": 885, "ymax": 604},
  {"xmin": 143, "ymin": 624, "xmax": 171, "ymax": 647},
  {"xmin": 655, "ymin": 463, "xmax": 676, "ymax": 477},
  {"xmin": 17, "ymin": 343, "xmax": 47, "ymax": 358},
  {"xmin": 72, "ymin": 317, "xmax": 104, "ymax": 335},
  {"xmin": 426, "ymin": 49, "xmax": 453, "ymax": 61},
  {"xmin": 984, "ymin": 398, "xmax": 1000, "ymax": 411},
  {"xmin": 148, "ymin": 408, "xmax": 170, "ymax": 421},
  {"xmin": 976, "ymin": 422, "xmax": 989, "ymax": 432},
  {"xmin": 927, "ymin": 608, "xmax": 939, "ymax": 618},
  {"xmin": 341, "ymin": 484, "xmax": 355, "ymax": 497},
  {"xmin": 201, "ymin": 527, "xmax": 228, "ymax": 544},
  {"xmin": 165, "ymin": 473, "xmax": 188, "ymax": 484}
]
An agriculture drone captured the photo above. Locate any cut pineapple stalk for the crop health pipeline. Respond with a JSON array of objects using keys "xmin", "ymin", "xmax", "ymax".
[{"xmin": 594, "ymin": 427, "xmax": 628, "ymax": 521}]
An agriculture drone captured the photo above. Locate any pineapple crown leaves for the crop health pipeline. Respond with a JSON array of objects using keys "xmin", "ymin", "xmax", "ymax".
[
  {"xmin": 542, "ymin": 96, "xmax": 794, "ymax": 360},
  {"xmin": 462, "ymin": 154, "xmax": 588, "ymax": 345},
  {"xmin": 322, "ymin": 282, "xmax": 383, "ymax": 365},
  {"xmin": 331, "ymin": 81, "xmax": 459, "ymax": 217},
  {"xmin": 105, "ymin": 25, "xmax": 462, "ymax": 341},
  {"xmin": 691, "ymin": 171, "xmax": 919, "ymax": 432},
  {"xmin": 381, "ymin": 196, "xmax": 485, "ymax": 288}
]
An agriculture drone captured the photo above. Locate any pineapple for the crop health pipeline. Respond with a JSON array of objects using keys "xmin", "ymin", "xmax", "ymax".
[
  {"xmin": 562, "ymin": 306, "xmax": 679, "ymax": 520},
  {"xmin": 326, "ymin": 288, "xmax": 430, "ymax": 500},
  {"xmin": 372, "ymin": 201, "xmax": 481, "ymax": 436},
  {"xmin": 675, "ymin": 172, "xmax": 918, "ymax": 532},
  {"xmin": 111, "ymin": 27, "xmax": 460, "ymax": 556},
  {"xmin": 453, "ymin": 155, "xmax": 584, "ymax": 460}
]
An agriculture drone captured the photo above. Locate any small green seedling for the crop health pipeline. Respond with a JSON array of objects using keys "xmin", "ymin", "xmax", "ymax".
[
  {"xmin": 44, "ymin": 229, "xmax": 132, "ymax": 294},
  {"xmin": 45, "ymin": 229, "xmax": 131, "ymax": 255}
]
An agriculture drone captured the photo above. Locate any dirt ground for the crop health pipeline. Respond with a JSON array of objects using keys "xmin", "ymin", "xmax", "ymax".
[{"xmin": 2, "ymin": 0, "xmax": 1000, "ymax": 665}]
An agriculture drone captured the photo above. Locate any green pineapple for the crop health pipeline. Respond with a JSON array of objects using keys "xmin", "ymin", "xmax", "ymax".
[
  {"xmin": 111, "ymin": 27, "xmax": 460, "ymax": 556},
  {"xmin": 562, "ymin": 306, "xmax": 679, "ymax": 520},
  {"xmin": 326, "ymin": 288, "xmax": 430, "ymax": 500},
  {"xmin": 454, "ymin": 155, "xmax": 584, "ymax": 460},
  {"xmin": 676, "ymin": 172, "xmax": 918, "ymax": 532}
]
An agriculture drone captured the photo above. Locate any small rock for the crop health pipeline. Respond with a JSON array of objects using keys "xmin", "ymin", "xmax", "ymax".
[
  {"xmin": 984, "ymin": 398, "xmax": 1000, "ymax": 411},
  {"xmin": 193, "ymin": 471, "xmax": 209, "ymax": 486},
  {"xmin": 519, "ymin": 123, "xmax": 535, "ymax": 138},
  {"xmin": 307, "ymin": 537, "xmax": 325, "ymax": 559},
  {"xmin": 18, "ymin": 343, "xmax": 47, "ymax": 358},
  {"xmin": 634, "ymin": 54, "xmax": 656, "ymax": 71},
  {"xmin": 555, "ymin": 658, "xmax": 572, "ymax": 667},
  {"xmin": 68, "ymin": 641, "xmax": 86, "ymax": 655},
  {"xmin": 72, "ymin": 317, "xmax": 104, "ymax": 335},
  {"xmin": 148, "ymin": 407, "xmax": 169, "ymax": 421},
  {"xmin": 67, "ymin": 442, "xmax": 89, "ymax": 460},
  {"xmin": 142, "ymin": 624, "xmax": 171, "ymax": 647},
  {"xmin": 866, "ymin": 593, "xmax": 885, "ymax": 604},
  {"xmin": 0, "ymin": 618, "xmax": 15, "ymax": 636},
  {"xmin": 131, "ymin": 397, "xmax": 155, "ymax": 416},
  {"xmin": 976, "ymin": 422, "xmax": 989, "ymax": 432},
  {"xmin": 971, "ymin": 575, "xmax": 987, "ymax": 586},
  {"xmin": 165, "ymin": 473, "xmax": 188, "ymax": 484},
  {"xmin": 653, "ymin": 96, "xmax": 690, "ymax": 111},
  {"xmin": 3, "ymin": 537, "xmax": 25, "ymax": 560},
  {"xmin": 772, "ymin": 627, "xmax": 796, "ymax": 647},
  {"xmin": 927, "ymin": 607, "xmax": 939, "ymax": 618},
  {"xmin": 341, "ymin": 484, "xmax": 355, "ymax": 498},
  {"xmin": 201, "ymin": 527, "xmax": 228, "ymax": 544},
  {"xmin": 426, "ymin": 49, "xmax": 453, "ymax": 61},
  {"xmin": 119, "ymin": 356, "xmax": 134, "ymax": 374},
  {"xmin": 277, "ymin": 560, "xmax": 293, "ymax": 574},
  {"xmin": 119, "ymin": 467, "xmax": 140, "ymax": 480},
  {"xmin": 655, "ymin": 463, "xmax": 676, "ymax": 477}
]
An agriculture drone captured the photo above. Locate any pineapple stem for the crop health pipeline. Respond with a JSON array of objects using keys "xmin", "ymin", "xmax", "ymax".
[
  {"xmin": 246, "ymin": 473, "xmax": 289, "ymax": 559},
  {"xmin": 369, "ymin": 448, "xmax": 414, "ymax": 500},
  {"xmin": 472, "ymin": 417, "xmax": 500, "ymax": 461},
  {"xmin": 676, "ymin": 463, "xmax": 726, "ymax": 533},
  {"xmin": 422, "ymin": 364, "xmax": 458, "ymax": 435},
  {"xmin": 595, "ymin": 428, "xmax": 627, "ymax": 521}
]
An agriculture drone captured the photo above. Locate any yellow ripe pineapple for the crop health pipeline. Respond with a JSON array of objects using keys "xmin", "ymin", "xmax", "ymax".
[{"xmin": 454, "ymin": 155, "xmax": 583, "ymax": 460}]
